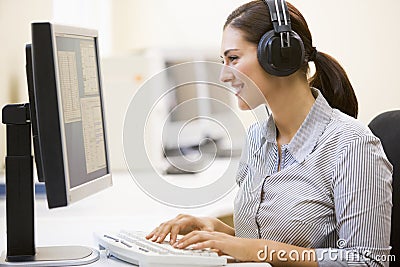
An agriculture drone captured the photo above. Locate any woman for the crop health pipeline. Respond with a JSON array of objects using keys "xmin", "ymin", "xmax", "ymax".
[{"xmin": 146, "ymin": 1, "xmax": 392, "ymax": 266}]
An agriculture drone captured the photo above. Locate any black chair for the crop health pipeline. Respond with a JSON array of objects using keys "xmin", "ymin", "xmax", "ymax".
[{"xmin": 369, "ymin": 110, "xmax": 400, "ymax": 265}]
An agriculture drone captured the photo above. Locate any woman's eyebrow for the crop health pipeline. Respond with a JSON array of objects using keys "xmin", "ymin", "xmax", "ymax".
[{"xmin": 223, "ymin": 49, "xmax": 240, "ymax": 57}]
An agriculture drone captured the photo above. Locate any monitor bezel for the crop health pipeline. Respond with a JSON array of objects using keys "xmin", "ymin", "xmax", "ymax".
[{"xmin": 32, "ymin": 22, "xmax": 112, "ymax": 208}]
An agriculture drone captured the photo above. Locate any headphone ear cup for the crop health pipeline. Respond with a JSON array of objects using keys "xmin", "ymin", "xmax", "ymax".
[
  {"xmin": 257, "ymin": 30, "xmax": 280, "ymax": 76},
  {"xmin": 257, "ymin": 30, "xmax": 305, "ymax": 76}
]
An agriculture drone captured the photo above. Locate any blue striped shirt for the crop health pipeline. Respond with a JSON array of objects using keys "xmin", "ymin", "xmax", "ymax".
[{"xmin": 234, "ymin": 88, "xmax": 393, "ymax": 266}]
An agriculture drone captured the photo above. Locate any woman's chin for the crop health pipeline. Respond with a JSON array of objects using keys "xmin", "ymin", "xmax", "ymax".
[{"xmin": 237, "ymin": 97, "xmax": 251, "ymax": 110}]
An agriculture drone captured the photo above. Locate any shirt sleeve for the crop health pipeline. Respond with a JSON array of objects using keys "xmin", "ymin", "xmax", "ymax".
[{"xmin": 317, "ymin": 135, "xmax": 393, "ymax": 267}]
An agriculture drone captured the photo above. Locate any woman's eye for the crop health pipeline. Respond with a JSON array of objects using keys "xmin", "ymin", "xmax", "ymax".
[
  {"xmin": 220, "ymin": 56, "xmax": 238, "ymax": 64},
  {"xmin": 228, "ymin": 56, "xmax": 238, "ymax": 62}
]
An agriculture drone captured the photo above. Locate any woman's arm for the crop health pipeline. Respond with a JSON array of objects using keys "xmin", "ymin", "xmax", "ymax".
[
  {"xmin": 175, "ymin": 231, "xmax": 318, "ymax": 267},
  {"xmin": 210, "ymin": 217, "xmax": 235, "ymax": 236},
  {"xmin": 324, "ymin": 135, "xmax": 392, "ymax": 267}
]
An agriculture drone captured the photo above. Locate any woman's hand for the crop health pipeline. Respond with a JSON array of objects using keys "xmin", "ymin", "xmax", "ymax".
[
  {"xmin": 145, "ymin": 214, "xmax": 216, "ymax": 245},
  {"xmin": 173, "ymin": 230, "xmax": 262, "ymax": 262}
]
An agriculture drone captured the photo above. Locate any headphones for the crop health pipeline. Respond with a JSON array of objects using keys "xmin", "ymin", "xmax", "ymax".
[{"xmin": 257, "ymin": 0, "xmax": 305, "ymax": 76}]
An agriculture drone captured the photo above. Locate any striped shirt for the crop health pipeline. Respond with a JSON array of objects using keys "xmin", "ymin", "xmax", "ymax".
[{"xmin": 233, "ymin": 88, "xmax": 393, "ymax": 266}]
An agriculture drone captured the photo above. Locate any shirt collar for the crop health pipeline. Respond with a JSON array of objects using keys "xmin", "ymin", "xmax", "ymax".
[{"xmin": 264, "ymin": 88, "xmax": 333, "ymax": 163}]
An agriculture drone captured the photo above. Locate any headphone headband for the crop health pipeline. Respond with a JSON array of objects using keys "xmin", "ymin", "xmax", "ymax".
[{"xmin": 265, "ymin": 0, "xmax": 291, "ymax": 34}]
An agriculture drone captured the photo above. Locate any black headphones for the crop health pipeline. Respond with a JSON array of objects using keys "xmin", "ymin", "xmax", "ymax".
[{"xmin": 257, "ymin": 0, "xmax": 305, "ymax": 76}]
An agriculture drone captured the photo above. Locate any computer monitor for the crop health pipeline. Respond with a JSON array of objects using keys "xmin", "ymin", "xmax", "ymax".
[
  {"xmin": 0, "ymin": 22, "xmax": 112, "ymax": 266},
  {"xmin": 30, "ymin": 22, "xmax": 112, "ymax": 208}
]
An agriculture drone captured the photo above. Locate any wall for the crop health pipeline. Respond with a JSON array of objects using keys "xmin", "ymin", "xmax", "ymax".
[
  {"xmin": 0, "ymin": 0, "xmax": 52, "ymax": 172},
  {"xmin": 291, "ymin": 0, "xmax": 400, "ymax": 123},
  {"xmin": 52, "ymin": 0, "xmax": 112, "ymax": 56},
  {"xmin": 110, "ymin": 0, "xmax": 248, "ymax": 52}
]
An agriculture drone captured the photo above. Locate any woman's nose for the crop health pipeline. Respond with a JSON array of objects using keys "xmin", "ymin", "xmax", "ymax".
[{"xmin": 219, "ymin": 65, "xmax": 235, "ymax": 83}]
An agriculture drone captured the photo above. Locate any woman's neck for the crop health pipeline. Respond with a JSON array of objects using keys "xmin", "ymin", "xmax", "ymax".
[{"xmin": 269, "ymin": 81, "xmax": 315, "ymax": 145}]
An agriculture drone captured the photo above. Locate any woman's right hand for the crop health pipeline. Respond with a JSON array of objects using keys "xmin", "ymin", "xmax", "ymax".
[{"xmin": 145, "ymin": 214, "xmax": 216, "ymax": 245}]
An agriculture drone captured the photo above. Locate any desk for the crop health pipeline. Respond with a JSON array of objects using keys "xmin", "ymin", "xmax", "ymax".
[{"xmin": 0, "ymin": 171, "xmax": 270, "ymax": 267}]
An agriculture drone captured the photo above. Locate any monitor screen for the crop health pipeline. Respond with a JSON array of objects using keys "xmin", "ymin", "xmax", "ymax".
[
  {"xmin": 55, "ymin": 33, "xmax": 108, "ymax": 188},
  {"xmin": 31, "ymin": 22, "xmax": 112, "ymax": 208}
]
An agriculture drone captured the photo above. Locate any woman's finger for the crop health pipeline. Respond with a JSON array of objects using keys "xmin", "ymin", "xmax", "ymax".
[
  {"xmin": 192, "ymin": 240, "xmax": 220, "ymax": 250},
  {"xmin": 154, "ymin": 223, "xmax": 172, "ymax": 243},
  {"xmin": 145, "ymin": 229, "xmax": 156, "ymax": 239},
  {"xmin": 157, "ymin": 225, "xmax": 172, "ymax": 243},
  {"xmin": 169, "ymin": 225, "xmax": 180, "ymax": 245},
  {"xmin": 150, "ymin": 224, "xmax": 165, "ymax": 241},
  {"xmin": 175, "ymin": 231, "xmax": 212, "ymax": 248}
]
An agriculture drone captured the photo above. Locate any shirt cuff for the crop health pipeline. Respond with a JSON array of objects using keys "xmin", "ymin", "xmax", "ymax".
[{"xmin": 315, "ymin": 248, "xmax": 349, "ymax": 267}]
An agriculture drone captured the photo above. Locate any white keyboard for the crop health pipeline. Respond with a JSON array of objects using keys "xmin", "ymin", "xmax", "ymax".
[{"xmin": 95, "ymin": 230, "xmax": 227, "ymax": 267}]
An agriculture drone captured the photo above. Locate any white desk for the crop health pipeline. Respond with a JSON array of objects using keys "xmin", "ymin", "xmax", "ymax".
[{"xmin": 0, "ymin": 170, "xmax": 270, "ymax": 267}]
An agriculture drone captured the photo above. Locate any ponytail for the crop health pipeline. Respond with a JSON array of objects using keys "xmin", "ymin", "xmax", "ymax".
[{"xmin": 309, "ymin": 52, "xmax": 358, "ymax": 118}]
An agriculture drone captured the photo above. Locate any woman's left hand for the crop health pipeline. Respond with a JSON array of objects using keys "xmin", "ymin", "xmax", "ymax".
[{"xmin": 173, "ymin": 230, "xmax": 262, "ymax": 262}]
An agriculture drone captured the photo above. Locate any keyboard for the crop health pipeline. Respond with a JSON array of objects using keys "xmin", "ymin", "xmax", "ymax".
[{"xmin": 95, "ymin": 230, "xmax": 227, "ymax": 267}]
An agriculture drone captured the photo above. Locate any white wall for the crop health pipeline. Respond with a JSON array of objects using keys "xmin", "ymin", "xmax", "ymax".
[
  {"xmin": 52, "ymin": 0, "xmax": 112, "ymax": 56},
  {"xmin": 0, "ymin": 0, "xmax": 52, "ymax": 172},
  {"xmin": 290, "ymin": 0, "xmax": 400, "ymax": 123},
  {"xmin": 110, "ymin": 0, "xmax": 248, "ymax": 52},
  {"xmin": 1, "ymin": 0, "xmax": 400, "ymax": 171}
]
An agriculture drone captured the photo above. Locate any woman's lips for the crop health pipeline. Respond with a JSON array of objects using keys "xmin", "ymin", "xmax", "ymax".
[{"xmin": 231, "ymin": 83, "xmax": 244, "ymax": 95}]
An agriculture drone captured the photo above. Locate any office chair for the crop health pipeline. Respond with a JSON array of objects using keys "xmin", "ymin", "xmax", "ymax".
[{"xmin": 368, "ymin": 110, "xmax": 400, "ymax": 266}]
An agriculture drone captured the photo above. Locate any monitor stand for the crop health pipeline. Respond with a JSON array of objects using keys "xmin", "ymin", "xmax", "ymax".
[{"xmin": 0, "ymin": 104, "xmax": 99, "ymax": 266}]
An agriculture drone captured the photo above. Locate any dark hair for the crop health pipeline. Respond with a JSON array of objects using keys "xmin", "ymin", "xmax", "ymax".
[{"xmin": 224, "ymin": 0, "xmax": 358, "ymax": 118}]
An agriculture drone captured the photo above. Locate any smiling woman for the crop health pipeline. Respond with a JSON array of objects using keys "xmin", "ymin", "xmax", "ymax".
[{"xmin": 146, "ymin": 1, "xmax": 393, "ymax": 267}]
